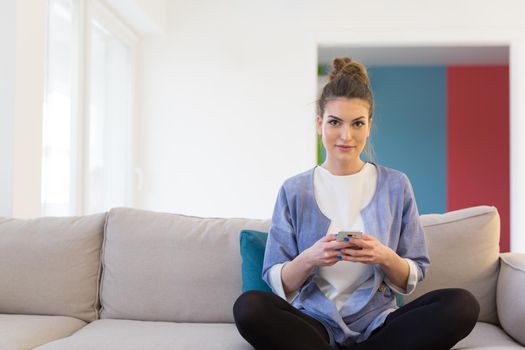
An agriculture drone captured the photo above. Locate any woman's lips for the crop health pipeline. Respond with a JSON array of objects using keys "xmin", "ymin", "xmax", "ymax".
[{"xmin": 336, "ymin": 145, "xmax": 355, "ymax": 151}]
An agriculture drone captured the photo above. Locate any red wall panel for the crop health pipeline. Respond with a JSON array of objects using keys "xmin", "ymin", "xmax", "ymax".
[{"xmin": 447, "ymin": 66, "xmax": 509, "ymax": 252}]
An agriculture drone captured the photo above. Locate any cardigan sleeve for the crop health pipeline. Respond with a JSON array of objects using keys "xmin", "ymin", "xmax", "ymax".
[
  {"xmin": 394, "ymin": 174, "xmax": 431, "ymax": 283},
  {"xmin": 261, "ymin": 184, "xmax": 300, "ymax": 294},
  {"xmin": 268, "ymin": 263, "xmax": 300, "ymax": 303},
  {"xmin": 384, "ymin": 258, "xmax": 419, "ymax": 295}
]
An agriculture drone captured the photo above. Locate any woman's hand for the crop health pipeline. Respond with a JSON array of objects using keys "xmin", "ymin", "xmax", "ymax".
[
  {"xmin": 340, "ymin": 233, "xmax": 397, "ymax": 266},
  {"xmin": 302, "ymin": 234, "xmax": 357, "ymax": 267}
]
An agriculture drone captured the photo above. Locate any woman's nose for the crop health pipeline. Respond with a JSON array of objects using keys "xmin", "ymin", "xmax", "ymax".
[{"xmin": 340, "ymin": 125, "xmax": 352, "ymax": 141}]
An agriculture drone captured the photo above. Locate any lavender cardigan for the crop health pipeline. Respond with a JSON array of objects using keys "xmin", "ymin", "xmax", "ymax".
[{"xmin": 261, "ymin": 162, "xmax": 430, "ymax": 348}]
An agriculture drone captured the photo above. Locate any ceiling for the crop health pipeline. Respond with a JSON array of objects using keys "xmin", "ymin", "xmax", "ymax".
[{"xmin": 318, "ymin": 45, "xmax": 509, "ymax": 66}]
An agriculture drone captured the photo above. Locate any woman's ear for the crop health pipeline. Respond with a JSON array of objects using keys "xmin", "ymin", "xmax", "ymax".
[{"xmin": 316, "ymin": 115, "xmax": 323, "ymax": 135}]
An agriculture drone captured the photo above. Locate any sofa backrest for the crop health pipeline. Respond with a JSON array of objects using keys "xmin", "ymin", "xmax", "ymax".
[
  {"xmin": 0, "ymin": 205, "xmax": 499, "ymax": 325},
  {"xmin": 99, "ymin": 207, "xmax": 270, "ymax": 323},
  {"xmin": 405, "ymin": 205, "xmax": 500, "ymax": 325},
  {"xmin": 0, "ymin": 213, "xmax": 106, "ymax": 322}
]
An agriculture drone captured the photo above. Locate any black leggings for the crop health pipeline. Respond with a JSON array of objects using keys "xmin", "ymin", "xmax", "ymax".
[{"xmin": 233, "ymin": 288, "xmax": 480, "ymax": 350}]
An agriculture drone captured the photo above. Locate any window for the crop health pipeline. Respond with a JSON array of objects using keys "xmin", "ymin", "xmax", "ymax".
[
  {"xmin": 86, "ymin": 4, "xmax": 135, "ymax": 213},
  {"xmin": 42, "ymin": 0, "xmax": 137, "ymax": 216},
  {"xmin": 42, "ymin": 0, "xmax": 76, "ymax": 216}
]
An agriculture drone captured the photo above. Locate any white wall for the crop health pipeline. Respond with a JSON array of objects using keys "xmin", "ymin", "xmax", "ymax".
[
  {"xmin": 105, "ymin": 0, "xmax": 166, "ymax": 35},
  {"xmin": 136, "ymin": 0, "xmax": 525, "ymax": 239},
  {"xmin": 0, "ymin": 1, "xmax": 16, "ymax": 217},
  {"xmin": 135, "ymin": 0, "xmax": 166, "ymax": 33},
  {"xmin": 136, "ymin": 6, "xmax": 319, "ymax": 219},
  {"xmin": 0, "ymin": 0, "xmax": 46, "ymax": 218}
]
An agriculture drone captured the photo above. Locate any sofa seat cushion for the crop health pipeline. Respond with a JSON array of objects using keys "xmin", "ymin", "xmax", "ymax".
[
  {"xmin": 32, "ymin": 320, "xmax": 525, "ymax": 350},
  {"xmin": 33, "ymin": 319, "xmax": 254, "ymax": 350},
  {"xmin": 0, "ymin": 314, "xmax": 86, "ymax": 350},
  {"xmin": 452, "ymin": 322, "xmax": 524, "ymax": 349}
]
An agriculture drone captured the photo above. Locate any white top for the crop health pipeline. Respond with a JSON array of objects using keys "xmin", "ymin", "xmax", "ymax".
[{"xmin": 268, "ymin": 162, "xmax": 419, "ymax": 311}]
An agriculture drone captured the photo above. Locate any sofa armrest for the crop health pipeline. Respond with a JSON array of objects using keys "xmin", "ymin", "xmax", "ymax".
[{"xmin": 497, "ymin": 252, "xmax": 525, "ymax": 346}]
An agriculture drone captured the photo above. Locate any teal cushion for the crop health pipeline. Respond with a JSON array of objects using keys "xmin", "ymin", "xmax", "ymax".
[
  {"xmin": 396, "ymin": 294, "xmax": 405, "ymax": 307},
  {"xmin": 239, "ymin": 230, "xmax": 272, "ymax": 292}
]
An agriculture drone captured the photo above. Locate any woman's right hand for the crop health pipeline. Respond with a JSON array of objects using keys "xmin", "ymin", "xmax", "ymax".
[{"xmin": 302, "ymin": 234, "xmax": 353, "ymax": 267}]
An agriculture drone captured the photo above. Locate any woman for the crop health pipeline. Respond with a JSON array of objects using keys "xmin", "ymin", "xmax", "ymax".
[{"xmin": 233, "ymin": 57, "xmax": 480, "ymax": 350}]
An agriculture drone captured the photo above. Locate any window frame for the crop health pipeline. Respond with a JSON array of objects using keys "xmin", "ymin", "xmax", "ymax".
[{"xmin": 82, "ymin": 0, "xmax": 138, "ymax": 214}]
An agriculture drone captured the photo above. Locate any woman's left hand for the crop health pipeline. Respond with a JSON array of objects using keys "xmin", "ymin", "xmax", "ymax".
[{"xmin": 340, "ymin": 233, "xmax": 397, "ymax": 266}]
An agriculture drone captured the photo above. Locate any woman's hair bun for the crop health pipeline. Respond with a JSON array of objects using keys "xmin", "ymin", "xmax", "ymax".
[{"xmin": 329, "ymin": 57, "xmax": 369, "ymax": 86}]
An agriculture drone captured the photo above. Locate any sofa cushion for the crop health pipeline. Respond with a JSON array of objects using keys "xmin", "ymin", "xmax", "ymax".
[
  {"xmin": 452, "ymin": 322, "xmax": 525, "ymax": 349},
  {"xmin": 33, "ymin": 319, "xmax": 254, "ymax": 350},
  {"xmin": 100, "ymin": 207, "xmax": 270, "ymax": 322},
  {"xmin": 0, "ymin": 213, "xmax": 106, "ymax": 322},
  {"xmin": 33, "ymin": 320, "xmax": 525, "ymax": 350},
  {"xmin": 497, "ymin": 252, "xmax": 525, "ymax": 346},
  {"xmin": 404, "ymin": 206, "xmax": 500, "ymax": 325},
  {"xmin": 0, "ymin": 314, "xmax": 86, "ymax": 350},
  {"xmin": 239, "ymin": 230, "xmax": 272, "ymax": 293}
]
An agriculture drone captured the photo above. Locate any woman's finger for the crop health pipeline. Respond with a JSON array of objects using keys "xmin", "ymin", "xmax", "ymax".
[
  {"xmin": 348, "ymin": 237, "xmax": 370, "ymax": 248},
  {"xmin": 329, "ymin": 240, "xmax": 352, "ymax": 250},
  {"xmin": 362, "ymin": 233, "xmax": 375, "ymax": 241},
  {"xmin": 322, "ymin": 233, "xmax": 337, "ymax": 242},
  {"xmin": 347, "ymin": 248, "xmax": 373, "ymax": 257},
  {"xmin": 345, "ymin": 256, "xmax": 372, "ymax": 263}
]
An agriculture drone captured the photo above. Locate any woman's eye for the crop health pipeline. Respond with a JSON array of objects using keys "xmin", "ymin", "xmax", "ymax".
[
  {"xmin": 353, "ymin": 121, "xmax": 365, "ymax": 127},
  {"xmin": 328, "ymin": 120, "xmax": 339, "ymax": 126}
]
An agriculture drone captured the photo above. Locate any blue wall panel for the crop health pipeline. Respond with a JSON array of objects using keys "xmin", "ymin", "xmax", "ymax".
[{"xmin": 366, "ymin": 66, "xmax": 447, "ymax": 214}]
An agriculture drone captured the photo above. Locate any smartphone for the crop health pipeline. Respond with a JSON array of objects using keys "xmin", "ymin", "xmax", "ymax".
[{"xmin": 336, "ymin": 231, "xmax": 363, "ymax": 241}]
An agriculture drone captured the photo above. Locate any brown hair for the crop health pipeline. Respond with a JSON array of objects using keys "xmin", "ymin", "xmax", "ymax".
[{"xmin": 317, "ymin": 57, "xmax": 374, "ymax": 119}]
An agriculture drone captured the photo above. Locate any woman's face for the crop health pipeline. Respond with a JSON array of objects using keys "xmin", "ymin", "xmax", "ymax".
[{"xmin": 316, "ymin": 97, "xmax": 372, "ymax": 167}]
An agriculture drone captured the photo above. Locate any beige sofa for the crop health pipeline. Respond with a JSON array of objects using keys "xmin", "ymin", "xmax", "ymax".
[{"xmin": 0, "ymin": 206, "xmax": 523, "ymax": 349}]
